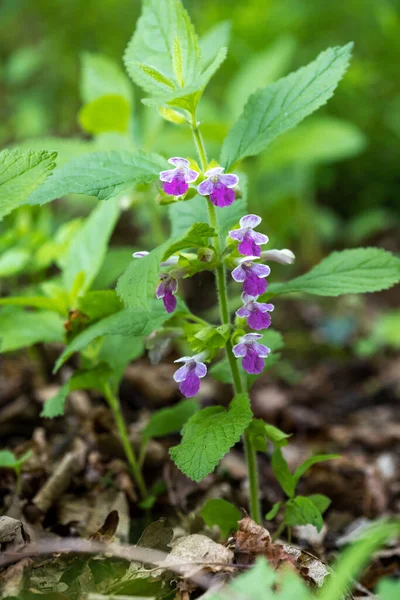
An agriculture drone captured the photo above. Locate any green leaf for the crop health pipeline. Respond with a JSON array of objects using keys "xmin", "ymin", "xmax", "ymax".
[
  {"xmin": 0, "ymin": 148, "xmax": 57, "ymax": 219},
  {"xmin": 284, "ymin": 496, "xmax": 324, "ymax": 532},
  {"xmin": 78, "ymin": 94, "xmax": 131, "ymax": 135},
  {"xmin": 377, "ymin": 578, "xmax": 400, "ymax": 600},
  {"xmin": 92, "ymin": 247, "xmax": 133, "ymax": 290},
  {"xmin": 293, "ymin": 454, "xmax": 339, "ymax": 484},
  {"xmin": 271, "ymin": 447, "xmax": 296, "ymax": 498},
  {"xmin": 200, "ymin": 498, "xmax": 241, "ymax": 538},
  {"xmin": 0, "ymin": 449, "xmax": 32, "ymax": 471},
  {"xmin": 41, "ymin": 364, "xmax": 113, "ymax": 418},
  {"xmin": 63, "ymin": 199, "xmax": 120, "ymax": 296},
  {"xmin": 143, "ymin": 399, "xmax": 199, "ymax": 439},
  {"xmin": 265, "ymin": 501, "xmax": 282, "ymax": 521},
  {"xmin": 0, "ymin": 309, "xmax": 64, "ymax": 353},
  {"xmin": 0, "ymin": 294, "xmax": 67, "ymax": 315},
  {"xmin": 54, "ymin": 302, "xmax": 173, "ymax": 372},
  {"xmin": 98, "ymin": 334, "xmax": 144, "ymax": 385},
  {"xmin": 308, "ymin": 494, "xmax": 331, "ymax": 514},
  {"xmin": 26, "ymin": 150, "xmax": 167, "ymax": 206},
  {"xmin": 170, "ymin": 393, "xmax": 253, "ymax": 482},
  {"xmin": 77, "ymin": 290, "xmax": 123, "ymax": 321},
  {"xmin": 124, "ymin": 0, "xmax": 201, "ymax": 93},
  {"xmin": 247, "ymin": 419, "xmax": 291, "ymax": 453},
  {"xmin": 81, "ymin": 52, "xmax": 133, "ymax": 105},
  {"xmin": 221, "ymin": 43, "xmax": 353, "ymax": 168},
  {"xmin": 268, "ymin": 248, "xmax": 400, "ymax": 298},
  {"xmin": 265, "ymin": 423, "xmax": 292, "ymax": 446},
  {"xmin": 321, "ymin": 521, "xmax": 399, "ymax": 600},
  {"xmin": 117, "ymin": 222, "xmax": 215, "ymax": 310},
  {"xmin": 0, "ymin": 248, "xmax": 30, "ymax": 276}
]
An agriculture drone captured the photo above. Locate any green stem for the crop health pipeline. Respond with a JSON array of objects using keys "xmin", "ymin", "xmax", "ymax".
[
  {"xmin": 103, "ymin": 383, "xmax": 148, "ymax": 499},
  {"xmin": 191, "ymin": 112, "xmax": 261, "ymax": 523}
]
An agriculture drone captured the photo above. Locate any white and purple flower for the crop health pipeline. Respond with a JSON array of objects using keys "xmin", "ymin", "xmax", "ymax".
[
  {"xmin": 160, "ymin": 157, "xmax": 199, "ymax": 197},
  {"xmin": 233, "ymin": 333, "xmax": 270, "ymax": 375},
  {"xmin": 231, "ymin": 256, "xmax": 270, "ymax": 297},
  {"xmin": 156, "ymin": 273, "xmax": 178, "ymax": 313},
  {"xmin": 229, "ymin": 215, "xmax": 269, "ymax": 257},
  {"xmin": 173, "ymin": 353, "xmax": 207, "ymax": 398},
  {"xmin": 197, "ymin": 167, "xmax": 239, "ymax": 208},
  {"xmin": 260, "ymin": 248, "xmax": 295, "ymax": 265},
  {"xmin": 236, "ymin": 293, "xmax": 274, "ymax": 331}
]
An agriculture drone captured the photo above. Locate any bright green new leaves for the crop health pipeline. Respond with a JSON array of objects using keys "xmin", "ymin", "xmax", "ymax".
[
  {"xmin": 268, "ymin": 248, "xmax": 400, "ymax": 297},
  {"xmin": 124, "ymin": 0, "xmax": 227, "ymax": 111},
  {"xmin": 41, "ymin": 364, "xmax": 113, "ymax": 418},
  {"xmin": 221, "ymin": 43, "xmax": 353, "ymax": 168},
  {"xmin": 0, "ymin": 148, "xmax": 57, "ymax": 219},
  {"xmin": 54, "ymin": 302, "xmax": 173, "ymax": 371},
  {"xmin": 0, "ymin": 450, "xmax": 32, "ymax": 472},
  {"xmin": 26, "ymin": 150, "xmax": 167, "ymax": 205},
  {"xmin": 284, "ymin": 495, "xmax": 330, "ymax": 532},
  {"xmin": 170, "ymin": 393, "xmax": 252, "ymax": 482},
  {"xmin": 79, "ymin": 95, "xmax": 131, "ymax": 135},
  {"xmin": 62, "ymin": 199, "xmax": 120, "ymax": 298},
  {"xmin": 0, "ymin": 309, "xmax": 64, "ymax": 352},
  {"xmin": 142, "ymin": 399, "xmax": 199, "ymax": 439},
  {"xmin": 117, "ymin": 222, "xmax": 215, "ymax": 310},
  {"xmin": 200, "ymin": 498, "xmax": 241, "ymax": 538}
]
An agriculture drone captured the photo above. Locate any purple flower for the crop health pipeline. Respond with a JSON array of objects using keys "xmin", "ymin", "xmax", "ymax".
[
  {"xmin": 233, "ymin": 333, "xmax": 270, "ymax": 375},
  {"xmin": 236, "ymin": 293, "xmax": 274, "ymax": 331},
  {"xmin": 229, "ymin": 214, "xmax": 269, "ymax": 257},
  {"xmin": 231, "ymin": 256, "xmax": 270, "ymax": 296},
  {"xmin": 160, "ymin": 157, "xmax": 199, "ymax": 197},
  {"xmin": 156, "ymin": 273, "xmax": 178, "ymax": 313},
  {"xmin": 197, "ymin": 166, "xmax": 239, "ymax": 208},
  {"xmin": 261, "ymin": 249, "xmax": 295, "ymax": 265},
  {"xmin": 173, "ymin": 354, "xmax": 207, "ymax": 398}
]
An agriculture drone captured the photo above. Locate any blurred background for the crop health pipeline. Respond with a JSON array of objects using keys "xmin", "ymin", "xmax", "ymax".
[{"xmin": 0, "ymin": 0, "xmax": 399, "ymax": 355}]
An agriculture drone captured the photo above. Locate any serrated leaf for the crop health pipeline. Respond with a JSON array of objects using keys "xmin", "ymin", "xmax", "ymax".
[
  {"xmin": 0, "ymin": 309, "xmax": 64, "ymax": 353},
  {"xmin": 143, "ymin": 399, "xmax": 199, "ymax": 439},
  {"xmin": 78, "ymin": 94, "xmax": 131, "ymax": 135},
  {"xmin": 26, "ymin": 150, "xmax": 167, "ymax": 206},
  {"xmin": 81, "ymin": 52, "xmax": 133, "ymax": 104},
  {"xmin": 41, "ymin": 364, "xmax": 113, "ymax": 418},
  {"xmin": 293, "ymin": 454, "xmax": 339, "ymax": 484},
  {"xmin": 117, "ymin": 223, "xmax": 215, "ymax": 310},
  {"xmin": 170, "ymin": 393, "xmax": 252, "ymax": 482},
  {"xmin": 63, "ymin": 199, "xmax": 120, "ymax": 297},
  {"xmin": 200, "ymin": 498, "xmax": 241, "ymax": 538},
  {"xmin": 268, "ymin": 248, "xmax": 400, "ymax": 298},
  {"xmin": 0, "ymin": 148, "xmax": 57, "ymax": 219},
  {"xmin": 271, "ymin": 447, "xmax": 296, "ymax": 498},
  {"xmin": 284, "ymin": 496, "xmax": 324, "ymax": 532},
  {"xmin": 221, "ymin": 43, "xmax": 353, "ymax": 168},
  {"xmin": 54, "ymin": 302, "xmax": 175, "ymax": 372},
  {"xmin": 124, "ymin": 0, "xmax": 201, "ymax": 93}
]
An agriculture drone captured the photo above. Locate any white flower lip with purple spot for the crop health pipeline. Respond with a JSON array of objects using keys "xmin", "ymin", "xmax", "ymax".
[
  {"xmin": 197, "ymin": 166, "xmax": 239, "ymax": 208},
  {"xmin": 229, "ymin": 214, "xmax": 269, "ymax": 257},
  {"xmin": 160, "ymin": 157, "xmax": 199, "ymax": 197},
  {"xmin": 233, "ymin": 333, "xmax": 271, "ymax": 375},
  {"xmin": 173, "ymin": 353, "xmax": 207, "ymax": 398}
]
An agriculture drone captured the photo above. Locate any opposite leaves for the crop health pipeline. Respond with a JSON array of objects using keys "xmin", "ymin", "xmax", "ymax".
[
  {"xmin": 170, "ymin": 393, "xmax": 253, "ymax": 482},
  {"xmin": 221, "ymin": 43, "xmax": 353, "ymax": 168}
]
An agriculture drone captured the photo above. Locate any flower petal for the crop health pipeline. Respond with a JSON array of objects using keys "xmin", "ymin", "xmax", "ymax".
[
  {"xmin": 163, "ymin": 291, "xmax": 177, "ymax": 313},
  {"xmin": 197, "ymin": 178, "xmax": 214, "ymax": 196},
  {"xmin": 251, "ymin": 263, "xmax": 271, "ymax": 278},
  {"xmin": 236, "ymin": 306, "xmax": 251, "ymax": 318},
  {"xmin": 251, "ymin": 231, "xmax": 269, "ymax": 246},
  {"xmin": 174, "ymin": 356, "xmax": 193, "ymax": 363},
  {"xmin": 242, "ymin": 333, "xmax": 263, "ymax": 343},
  {"xmin": 228, "ymin": 228, "xmax": 245, "ymax": 242},
  {"xmin": 243, "ymin": 271, "xmax": 267, "ymax": 296},
  {"xmin": 262, "ymin": 249, "xmax": 295, "ymax": 265},
  {"xmin": 254, "ymin": 343, "xmax": 271, "ymax": 358},
  {"xmin": 156, "ymin": 281, "xmax": 166, "ymax": 298},
  {"xmin": 168, "ymin": 157, "xmax": 189, "ymax": 167},
  {"xmin": 173, "ymin": 364, "xmax": 190, "ymax": 382},
  {"xmin": 219, "ymin": 173, "xmax": 239, "ymax": 188},
  {"xmin": 210, "ymin": 184, "xmax": 235, "ymax": 207},
  {"xmin": 238, "ymin": 235, "xmax": 260, "ymax": 257},
  {"xmin": 195, "ymin": 362, "xmax": 207, "ymax": 378},
  {"xmin": 204, "ymin": 166, "xmax": 224, "ymax": 177},
  {"xmin": 163, "ymin": 174, "xmax": 188, "ymax": 196},
  {"xmin": 185, "ymin": 168, "xmax": 199, "ymax": 183},
  {"xmin": 179, "ymin": 370, "xmax": 200, "ymax": 398},
  {"xmin": 133, "ymin": 251, "xmax": 149, "ymax": 258},
  {"xmin": 231, "ymin": 265, "xmax": 246, "ymax": 282},
  {"xmin": 248, "ymin": 310, "xmax": 271, "ymax": 330},
  {"xmin": 257, "ymin": 302, "xmax": 274, "ymax": 313},
  {"xmin": 159, "ymin": 168, "xmax": 177, "ymax": 182},
  {"xmin": 232, "ymin": 342, "xmax": 247, "ymax": 357},
  {"xmin": 242, "ymin": 347, "xmax": 264, "ymax": 375},
  {"xmin": 239, "ymin": 214, "xmax": 262, "ymax": 229}
]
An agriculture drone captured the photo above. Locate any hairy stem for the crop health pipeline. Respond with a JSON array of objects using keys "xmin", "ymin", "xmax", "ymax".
[
  {"xmin": 191, "ymin": 113, "xmax": 261, "ymax": 523},
  {"xmin": 103, "ymin": 383, "xmax": 147, "ymax": 499}
]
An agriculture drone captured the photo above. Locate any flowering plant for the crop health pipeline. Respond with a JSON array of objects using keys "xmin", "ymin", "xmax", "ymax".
[{"xmin": 1, "ymin": 0, "xmax": 400, "ymax": 530}]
